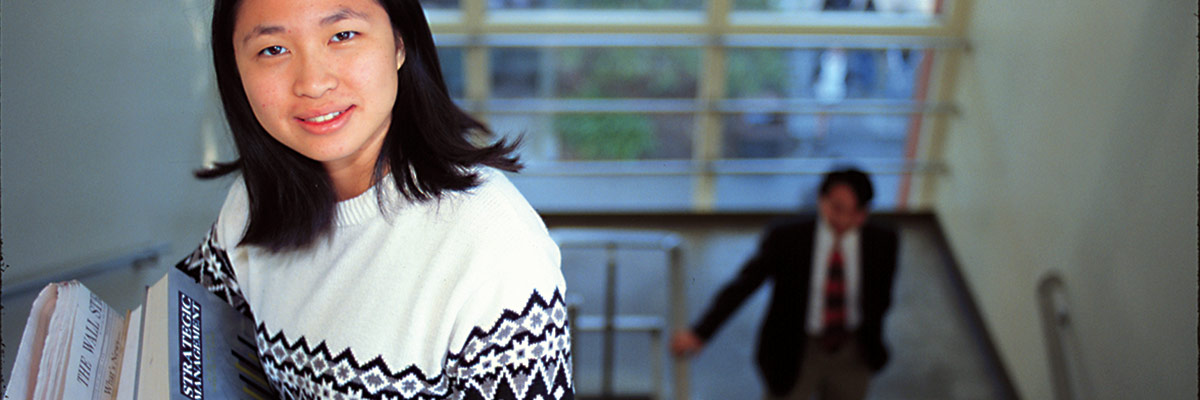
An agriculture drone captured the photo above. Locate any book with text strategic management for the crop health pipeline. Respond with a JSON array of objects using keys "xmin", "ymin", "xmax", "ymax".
[{"xmin": 4, "ymin": 267, "xmax": 276, "ymax": 400}]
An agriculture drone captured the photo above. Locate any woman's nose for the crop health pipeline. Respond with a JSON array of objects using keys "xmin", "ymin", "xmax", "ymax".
[{"xmin": 293, "ymin": 53, "xmax": 337, "ymax": 98}]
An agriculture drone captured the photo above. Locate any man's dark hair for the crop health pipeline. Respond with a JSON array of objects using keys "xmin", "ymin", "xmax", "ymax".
[
  {"xmin": 200, "ymin": 0, "xmax": 520, "ymax": 253},
  {"xmin": 818, "ymin": 167, "xmax": 874, "ymax": 209}
]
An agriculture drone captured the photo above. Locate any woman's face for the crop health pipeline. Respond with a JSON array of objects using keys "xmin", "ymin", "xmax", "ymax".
[{"xmin": 232, "ymin": 0, "xmax": 403, "ymax": 175}]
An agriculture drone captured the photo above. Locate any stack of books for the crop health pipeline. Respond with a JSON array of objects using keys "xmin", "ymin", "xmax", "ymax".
[{"xmin": 4, "ymin": 267, "xmax": 277, "ymax": 400}]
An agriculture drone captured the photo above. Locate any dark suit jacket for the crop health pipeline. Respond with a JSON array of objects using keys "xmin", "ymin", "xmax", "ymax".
[{"xmin": 692, "ymin": 216, "xmax": 898, "ymax": 396}]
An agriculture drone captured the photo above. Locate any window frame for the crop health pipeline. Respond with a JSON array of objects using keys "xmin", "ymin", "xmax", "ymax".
[{"xmin": 427, "ymin": 0, "xmax": 969, "ymax": 212}]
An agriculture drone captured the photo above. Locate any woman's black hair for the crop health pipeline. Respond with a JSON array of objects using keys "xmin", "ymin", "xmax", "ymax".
[{"xmin": 202, "ymin": 0, "xmax": 521, "ymax": 252}]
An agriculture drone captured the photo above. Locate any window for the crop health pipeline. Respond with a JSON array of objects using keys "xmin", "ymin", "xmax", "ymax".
[{"xmin": 429, "ymin": 0, "xmax": 964, "ymax": 212}]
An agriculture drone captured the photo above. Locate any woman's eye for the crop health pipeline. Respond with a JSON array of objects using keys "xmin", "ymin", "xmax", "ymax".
[
  {"xmin": 259, "ymin": 45, "xmax": 287, "ymax": 57},
  {"xmin": 331, "ymin": 31, "xmax": 357, "ymax": 42}
]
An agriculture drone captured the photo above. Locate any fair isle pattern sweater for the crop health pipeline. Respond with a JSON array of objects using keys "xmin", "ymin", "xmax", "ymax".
[{"xmin": 176, "ymin": 168, "xmax": 573, "ymax": 400}]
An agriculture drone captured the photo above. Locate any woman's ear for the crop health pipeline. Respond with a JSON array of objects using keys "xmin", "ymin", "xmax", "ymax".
[{"xmin": 395, "ymin": 35, "xmax": 406, "ymax": 70}]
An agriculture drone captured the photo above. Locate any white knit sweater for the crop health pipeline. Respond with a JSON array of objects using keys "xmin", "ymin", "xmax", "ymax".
[{"xmin": 177, "ymin": 168, "xmax": 573, "ymax": 399}]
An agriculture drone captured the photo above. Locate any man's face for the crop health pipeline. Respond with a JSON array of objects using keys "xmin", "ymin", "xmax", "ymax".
[{"xmin": 818, "ymin": 183, "xmax": 868, "ymax": 236}]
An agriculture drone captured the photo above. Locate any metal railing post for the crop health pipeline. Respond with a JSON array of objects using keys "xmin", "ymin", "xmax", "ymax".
[
  {"xmin": 602, "ymin": 242, "xmax": 619, "ymax": 399},
  {"xmin": 550, "ymin": 229, "xmax": 687, "ymax": 400},
  {"xmin": 669, "ymin": 245, "xmax": 689, "ymax": 400}
]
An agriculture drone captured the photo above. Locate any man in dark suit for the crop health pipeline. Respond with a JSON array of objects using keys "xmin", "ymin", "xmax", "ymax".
[{"xmin": 671, "ymin": 168, "xmax": 898, "ymax": 400}]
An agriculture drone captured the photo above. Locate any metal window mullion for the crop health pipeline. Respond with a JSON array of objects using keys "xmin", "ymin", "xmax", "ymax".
[
  {"xmin": 437, "ymin": 0, "xmax": 969, "ymax": 214},
  {"xmin": 466, "ymin": 48, "xmax": 490, "ymax": 117},
  {"xmin": 486, "ymin": 99, "xmax": 699, "ymax": 114},
  {"xmin": 463, "ymin": 0, "xmax": 489, "ymax": 118},
  {"xmin": 436, "ymin": 23, "xmax": 950, "ymax": 36},
  {"xmin": 474, "ymin": 98, "xmax": 958, "ymax": 115},
  {"xmin": 943, "ymin": 0, "xmax": 974, "ymax": 36},
  {"xmin": 717, "ymin": 99, "xmax": 958, "ymax": 115},
  {"xmin": 435, "ymin": 32, "xmax": 967, "ymax": 51},
  {"xmin": 722, "ymin": 34, "xmax": 967, "ymax": 50},
  {"xmin": 917, "ymin": 58, "xmax": 967, "ymax": 207},
  {"xmin": 461, "ymin": 0, "xmax": 485, "ymax": 31},
  {"xmin": 729, "ymin": 15, "xmax": 951, "ymax": 37},
  {"xmin": 692, "ymin": 49, "xmax": 724, "ymax": 213},
  {"xmin": 914, "ymin": 0, "xmax": 970, "ymax": 209},
  {"xmin": 690, "ymin": 0, "xmax": 731, "ymax": 214},
  {"xmin": 516, "ymin": 159, "xmax": 947, "ymax": 177},
  {"xmin": 894, "ymin": 47, "xmax": 936, "ymax": 209}
]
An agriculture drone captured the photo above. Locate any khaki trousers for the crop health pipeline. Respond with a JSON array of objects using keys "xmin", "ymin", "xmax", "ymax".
[{"xmin": 764, "ymin": 337, "xmax": 872, "ymax": 400}]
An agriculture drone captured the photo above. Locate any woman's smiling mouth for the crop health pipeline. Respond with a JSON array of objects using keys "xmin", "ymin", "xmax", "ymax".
[
  {"xmin": 297, "ymin": 105, "xmax": 355, "ymax": 133},
  {"xmin": 306, "ymin": 110, "xmax": 343, "ymax": 123}
]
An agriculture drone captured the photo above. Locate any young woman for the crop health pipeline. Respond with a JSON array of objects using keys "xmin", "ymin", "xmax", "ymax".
[{"xmin": 177, "ymin": 0, "xmax": 573, "ymax": 398}]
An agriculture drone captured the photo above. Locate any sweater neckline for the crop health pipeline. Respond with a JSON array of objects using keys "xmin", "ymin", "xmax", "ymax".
[
  {"xmin": 336, "ymin": 168, "xmax": 493, "ymax": 226},
  {"xmin": 335, "ymin": 176, "xmax": 400, "ymax": 227}
]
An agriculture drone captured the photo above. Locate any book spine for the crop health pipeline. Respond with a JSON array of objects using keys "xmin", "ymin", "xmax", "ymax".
[{"xmin": 178, "ymin": 291, "xmax": 205, "ymax": 399}]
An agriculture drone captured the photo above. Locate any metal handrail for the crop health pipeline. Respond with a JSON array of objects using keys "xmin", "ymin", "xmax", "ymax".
[
  {"xmin": 551, "ymin": 229, "xmax": 688, "ymax": 400},
  {"xmin": 1037, "ymin": 271, "xmax": 1094, "ymax": 400},
  {"xmin": 436, "ymin": 33, "xmax": 966, "ymax": 50},
  {"xmin": 1, "ymin": 242, "xmax": 169, "ymax": 301},
  {"xmin": 475, "ymin": 98, "xmax": 958, "ymax": 116}
]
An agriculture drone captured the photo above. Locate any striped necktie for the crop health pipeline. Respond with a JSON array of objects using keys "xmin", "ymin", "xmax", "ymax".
[{"xmin": 821, "ymin": 244, "xmax": 848, "ymax": 352}]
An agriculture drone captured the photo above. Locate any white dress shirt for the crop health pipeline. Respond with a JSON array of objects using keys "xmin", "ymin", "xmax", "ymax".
[{"xmin": 805, "ymin": 216, "xmax": 862, "ymax": 335}]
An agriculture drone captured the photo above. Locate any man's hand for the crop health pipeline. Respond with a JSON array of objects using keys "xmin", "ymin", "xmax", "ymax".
[{"xmin": 670, "ymin": 330, "xmax": 704, "ymax": 357}]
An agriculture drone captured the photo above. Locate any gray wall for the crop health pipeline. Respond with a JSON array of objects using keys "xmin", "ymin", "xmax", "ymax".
[
  {"xmin": 933, "ymin": 0, "xmax": 1198, "ymax": 398},
  {"xmin": 1, "ymin": 0, "xmax": 231, "ymax": 380}
]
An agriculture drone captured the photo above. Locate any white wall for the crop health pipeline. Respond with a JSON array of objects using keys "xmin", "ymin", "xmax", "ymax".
[
  {"xmin": 934, "ymin": 1, "xmax": 1198, "ymax": 398},
  {"xmin": 1, "ymin": 0, "xmax": 231, "ymax": 379}
]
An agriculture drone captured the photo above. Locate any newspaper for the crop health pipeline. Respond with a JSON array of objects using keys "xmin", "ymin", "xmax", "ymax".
[
  {"xmin": 5, "ymin": 281, "xmax": 129, "ymax": 400},
  {"xmin": 4, "ymin": 269, "xmax": 273, "ymax": 400}
]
